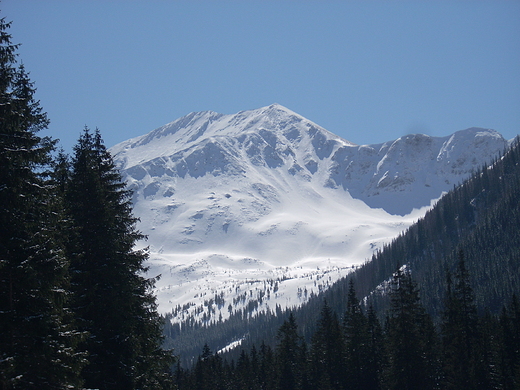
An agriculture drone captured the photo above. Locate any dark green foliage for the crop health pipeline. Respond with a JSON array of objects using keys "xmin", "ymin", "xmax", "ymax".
[
  {"xmin": 497, "ymin": 295, "xmax": 520, "ymax": 390},
  {"xmin": 365, "ymin": 304, "xmax": 385, "ymax": 390},
  {"xmin": 0, "ymin": 17, "xmax": 85, "ymax": 389},
  {"xmin": 309, "ymin": 302, "xmax": 343, "ymax": 389},
  {"xmin": 385, "ymin": 268, "xmax": 438, "ymax": 390},
  {"xmin": 235, "ymin": 348, "xmax": 255, "ymax": 389},
  {"xmin": 175, "ymin": 273, "xmax": 520, "ymax": 390},
  {"xmin": 63, "ymin": 128, "xmax": 174, "ymax": 389},
  {"xmin": 275, "ymin": 313, "xmax": 306, "ymax": 390},
  {"xmin": 343, "ymin": 280, "xmax": 376, "ymax": 389},
  {"xmin": 441, "ymin": 251, "xmax": 480, "ymax": 389},
  {"xmin": 258, "ymin": 341, "xmax": 277, "ymax": 390}
]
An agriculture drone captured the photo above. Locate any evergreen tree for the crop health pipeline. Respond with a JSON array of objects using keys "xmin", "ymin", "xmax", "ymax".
[
  {"xmin": 498, "ymin": 295, "xmax": 520, "ymax": 390},
  {"xmin": 259, "ymin": 341, "xmax": 277, "ymax": 390},
  {"xmin": 191, "ymin": 345, "xmax": 226, "ymax": 390},
  {"xmin": 309, "ymin": 301, "xmax": 343, "ymax": 389},
  {"xmin": 235, "ymin": 349, "xmax": 254, "ymax": 389},
  {"xmin": 248, "ymin": 345, "xmax": 261, "ymax": 390},
  {"xmin": 475, "ymin": 310, "xmax": 500, "ymax": 389},
  {"xmin": 193, "ymin": 344, "xmax": 211, "ymax": 390},
  {"xmin": 0, "ymin": 17, "xmax": 84, "ymax": 389},
  {"xmin": 343, "ymin": 280, "xmax": 373, "ymax": 390},
  {"xmin": 365, "ymin": 303, "xmax": 385, "ymax": 390},
  {"xmin": 385, "ymin": 268, "xmax": 438, "ymax": 390},
  {"xmin": 64, "ymin": 128, "xmax": 173, "ymax": 389},
  {"xmin": 275, "ymin": 313, "xmax": 305, "ymax": 390},
  {"xmin": 441, "ymin": 251, "xmax": 478, "ymax": 389}
]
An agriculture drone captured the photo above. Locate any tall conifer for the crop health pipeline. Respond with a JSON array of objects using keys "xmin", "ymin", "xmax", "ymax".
[
  {"xmin": 365, "ymin": 303, "xmax": 385, "ymax": 390},
  {"xmin": 343, "ymin": 280, "xmax": 373, "ymax": 390},
  {"xmin": 64, "ymin": 128, "xmax": 173, "ymax": 389},
  {"xmin": 0, "ymin": 16, "xmax": 84, "ymax": 389},
  {"xmin": 385, "ymin": 268, "xmax": 438, "ymax": 390},
  {"xmin": 275, "ymin": 313, "xmax": 305, "ymax": 390},
  {"xmin": 310, "ymin": 301, "xmax": 343, "ymax": 389},
  {"xmin": 441, "ymin": 250, "xmax": 490, "ymax": 389},
  {"xmin": 498, "ymin": 295, "xmax": 520, "ymax": 390}
]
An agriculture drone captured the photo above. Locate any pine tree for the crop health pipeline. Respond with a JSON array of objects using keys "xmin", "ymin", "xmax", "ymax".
[
  {"xmin": 191, "ymin": 345, "xmax": 226, "ymax": 390},
  {"xmin": 385, "ymin": 267, "xmax": 438, "ymax": 390},
  {"xmin": 365, "ymin": 303, "xmax": 385, "ymax": 390},
  {"xmin": 275, "ymin": 313, "xmax": 305, "ymax": 390},
  {"xmin": 235, "ymin": 349, "xmax": 253, "ymax": 389},
  {"xmin": 309, "ymin": 301, "xmax": 344, "ymax": 389},
  {"xmin": 259, "ymin": 341, "xmax": 277, "ymax": 390},
  {"xmin": 64, "ymin": 128, "xmax": 173, "ymax": 389},
  {"xmin": 343, "ymin": 280, "xmax": 373, "ymax": 390},
  {"xmin": 0, "ymin": 17, "xmax": 85, "ymax": 389},
  {"xmin": 248, "ymin": 345, "xmax": 261, "ymax": 390},
  {"xmin": 441, "ymin": 251, "xmax": 480, "ymax": 389},
  {"xmin": 193, "ymin": 344, "xmax": 211, "ymax": 390},
  {"xmin": 498, "ymin": 295, "xmax": 520, "ymax": 390},
  {"xmin": 475, "ymin": 310, "xmax": 500, "ymax": 389}
]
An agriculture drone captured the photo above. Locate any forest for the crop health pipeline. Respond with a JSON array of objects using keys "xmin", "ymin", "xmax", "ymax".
[
  {"xmin": 0, "ymin": 18, "xmax": 173, "ymax": 389},
  {"xmin": 2, "ymin": 10, "xmax": 520, "ymax": 390},
  {"xmin": 165, "ymin": 130, "xmax": 520, "ymax": 373},
  {"xmin": 175, "ymin": 260, "xmax": 520, "ymax": 390},
  {"xmin": 170, "ymin": 135, "xmax": 520, "ymax": 389}
]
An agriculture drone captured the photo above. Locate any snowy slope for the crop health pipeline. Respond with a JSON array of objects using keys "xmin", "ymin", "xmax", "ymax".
[{"xmin": 110, "ymin": 104, "xmax": 508, "ymax": 323}]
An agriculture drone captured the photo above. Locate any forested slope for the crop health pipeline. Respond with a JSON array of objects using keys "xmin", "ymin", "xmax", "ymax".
[
  {"xmin": 350, "ymin": 136, "xmax": 520, "ymax": 319},
  {"xmin": 168, "ymin": 137, "xmax": 520, "ymax": 366},
  {"xmin": 287, "ymin": 136, "xmax": 520, "ymax": 344}
]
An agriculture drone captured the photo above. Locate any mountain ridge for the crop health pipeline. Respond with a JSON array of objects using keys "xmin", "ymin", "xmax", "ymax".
[
  {"xmin": 109, "ymin": 104, "xmax": 508, "ymax": 323},
  {"xmin": 111, "ymin": 104, "xmax": 507, "ymax": 216}
]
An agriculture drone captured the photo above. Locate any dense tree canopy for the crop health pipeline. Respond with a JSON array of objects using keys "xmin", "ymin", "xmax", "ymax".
[
  {"xmin": 0, "ymin": 17, "xmax": 85, "ymax": 389},
  {"xmin": 176, "ymin": 267, "xmax": 520, "ymax": 390},
  {"xmin": 2, "ymin": 8, "xmax": 519, "ymax": 390},
  {"xmin": 0, "ymin": 14, "xmax": 173, "ymax": 389},
  {"xmin": 63, "ymin": 128, "xmax": 174, "ymax": 389}
]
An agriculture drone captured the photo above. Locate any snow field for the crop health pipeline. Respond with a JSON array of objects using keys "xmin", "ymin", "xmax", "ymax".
[{"xmin": 110, "ymin": 104, "xmax": 507, "ymax": 326}]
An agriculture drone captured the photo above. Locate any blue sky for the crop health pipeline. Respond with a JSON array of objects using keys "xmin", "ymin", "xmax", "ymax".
[{"xmin": 3, "ymin": 1, "xmax": 519, "ymax": 151}]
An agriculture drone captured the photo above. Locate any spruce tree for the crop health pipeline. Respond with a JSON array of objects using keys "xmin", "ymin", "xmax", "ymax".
[
  {"xmin": 309, "ymin": 301, "xmax": 343, "ymax": 389},
  {"xmin": 441, "ymin": 250, "xmax": 490, "ymax": 389},
  {"xmin": 275, "ymin": 313, "xmax": 305, "ymax": 390},
  {"xmin": 343, "ymin": 280, "xmax": 372, "ymax": 390},
  {"xmin": 64, "ymin": 128, "xmax": 173, "ymax": 389},
  {"xmin": 0, "ymin": 17, "xmax": 84, "ymax": 389},
  {"xmin": 259, "ymin": 341, "xmax": 276, "ymax": 390},
  {"xmin": 385, "ymin": 268, "xmax": 438, "ymax": 390},
  {"xmin": 192, "ymin": 345, "xmax": 226, "ymax": 390},
  {"xmin": 235, "ymin": 349, "xmax": 253, "ymax": 389},
  {"xmin": 365, "ymin": 303, "xmax": 385, "ymax": 390},
  {"xmin": 498, "ymin": 295, "xmax": 520, "ymax": 390}
]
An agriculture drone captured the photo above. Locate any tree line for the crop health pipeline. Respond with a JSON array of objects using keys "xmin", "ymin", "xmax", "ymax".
[
  {"xmin": 0, "ymin": 18, "xmax": 173, "ymax": 389},
  {"xmin": 195, "ymin": 132, "xmax": 520, "ymax": 367},
  {"xmin": 176, "ymin": 255, "xmax": 520, "ymax": 390},
  {"xmin": 350, "ymin": 134, "xmax": 520, "ymax": 321},
  {"xmin": 3, "ymin": 9, "xmax": 519, "ymax": 388}
]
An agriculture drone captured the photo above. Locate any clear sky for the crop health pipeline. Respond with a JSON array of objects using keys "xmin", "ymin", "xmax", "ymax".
[{"xmin": 3, "ymin": 1, "xmax": 519, "ymax": 151}]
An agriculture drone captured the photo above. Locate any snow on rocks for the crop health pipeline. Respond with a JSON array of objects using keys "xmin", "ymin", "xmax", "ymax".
[{"xmin": 110, "ymin": 104, "xmax": 507, "ymax": 324}]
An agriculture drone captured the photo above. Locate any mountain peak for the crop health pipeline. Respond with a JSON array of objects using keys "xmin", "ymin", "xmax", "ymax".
[
  {"xmin": 261, "ymin": 103, "xmax": 297, "ymax": 115},
  {"xmin": 111, "ymin": 104, "xmax": 355, "ymax": 168},
  {"xmin": 108, "ymin": 105, "xmax": 508, "ymax": 323}
]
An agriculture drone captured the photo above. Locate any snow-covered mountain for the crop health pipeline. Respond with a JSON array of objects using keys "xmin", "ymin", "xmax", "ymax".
[{"xmin": 110, "ymin": 104, "xmax": 508, "ymax": 323}]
